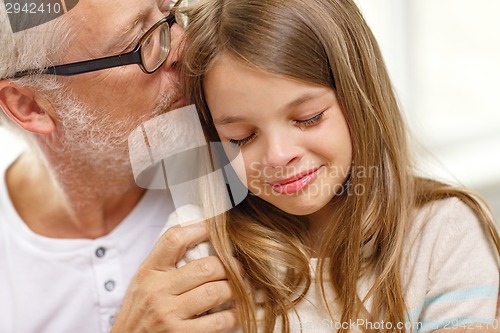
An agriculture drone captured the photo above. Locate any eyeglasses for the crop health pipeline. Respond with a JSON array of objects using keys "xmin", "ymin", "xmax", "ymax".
[{"xmin": 11, "ymin": 7, "xmax": 187, "ymax": 78}]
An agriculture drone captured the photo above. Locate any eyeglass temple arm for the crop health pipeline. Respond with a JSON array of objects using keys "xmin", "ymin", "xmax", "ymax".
[{"xmin": 12, "ymin": 49, "xmax": 142, "ymax": 78}]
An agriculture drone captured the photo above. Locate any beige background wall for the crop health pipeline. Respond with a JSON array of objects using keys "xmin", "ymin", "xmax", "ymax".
[{"xmin": 356, "ymin": 0, "xmax": 500, "ymax": 221}]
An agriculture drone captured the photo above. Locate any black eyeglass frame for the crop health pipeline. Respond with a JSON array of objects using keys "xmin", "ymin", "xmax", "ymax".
[{"xmin": 11, "ymin": 14, "xmax": 176, "ymax": 78}]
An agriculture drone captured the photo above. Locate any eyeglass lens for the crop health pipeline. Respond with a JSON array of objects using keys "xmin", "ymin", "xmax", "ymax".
[
  {"xmin": 171, "ymin": 0, "xmax": 193, "ymax": 29},
  {"xmin": 141, "ymin": 23, "xmax": 170, "ymax": 72}
]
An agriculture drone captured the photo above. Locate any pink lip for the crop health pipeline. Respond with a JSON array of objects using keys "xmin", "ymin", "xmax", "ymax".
[{"xmin": 268, "ymin": 167, "xmax": 322, "ymax": 195}]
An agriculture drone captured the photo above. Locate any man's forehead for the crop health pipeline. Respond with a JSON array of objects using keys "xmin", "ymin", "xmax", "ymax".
[
  {"xmin": 73, "ymin": 0, "xmax": 166, "ymax": 25},
  {"xmin": 68, "ymin": 0, "xmax": 165, "ymax": 53}
]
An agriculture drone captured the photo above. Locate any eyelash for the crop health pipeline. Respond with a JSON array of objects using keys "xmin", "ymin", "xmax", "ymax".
[
  {"xmin": 229, "ymin": 111, "xmax": 326, "ymax": 147},
  {"xmin": 294, "ymin": 110, "xmax": 325, "ymax": 127},
  {"xmin": 230, "ymin": 133, "xmax": 256, "ymax": 147}
]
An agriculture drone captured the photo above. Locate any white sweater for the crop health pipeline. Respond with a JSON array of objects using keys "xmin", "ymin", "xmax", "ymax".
[{"xmin": 254, "ymin": 198, "xmax": 499, "ymax": 332}]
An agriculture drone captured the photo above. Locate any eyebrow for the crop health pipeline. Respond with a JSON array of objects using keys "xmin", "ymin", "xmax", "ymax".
[
  {"xmin": 114, "ymin": 0, "xmax": 162, "ymax": 53},
  {"xmin": 159, "ymin": 0, "xmax": 171, "ymax": 12},
  {"xmin": 213, "ymin": 91, "xmax": 329, "ymax": 125},
  {"xmin": 286, "ymin": 91, "xmax": 328, "ymax": 109},
  {"xmin": 103, "ymin": 17, "xmax": 143, "ymax": 55},
  {"xmin": 214, "ymin": 115, "xmax": 246, "ymax": 125}
]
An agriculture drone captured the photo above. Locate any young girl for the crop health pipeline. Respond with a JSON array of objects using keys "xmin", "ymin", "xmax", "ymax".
[{"xmin": 180, "ymin": 0, "xmax": 500, "ymax": 332}]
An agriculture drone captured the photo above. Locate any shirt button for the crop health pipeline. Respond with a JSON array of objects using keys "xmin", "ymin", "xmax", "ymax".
[
  {"xmin": 104, "ymin": 280, "xmax": 116, "ymax": 292},
  {"xmin": 95, "ymin": 247, "xmax": 106, "ymax": 258}
]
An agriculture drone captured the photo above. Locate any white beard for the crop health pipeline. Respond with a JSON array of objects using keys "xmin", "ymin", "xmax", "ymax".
[{"xmin": 43, "ymin": 86, "xmax": 179, "ymax": 201}]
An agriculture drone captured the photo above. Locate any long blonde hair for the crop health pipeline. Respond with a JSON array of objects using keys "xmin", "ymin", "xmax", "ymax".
[{"xmin": 181, "ymin": 0, "xmax": 500, "ymax": 332}]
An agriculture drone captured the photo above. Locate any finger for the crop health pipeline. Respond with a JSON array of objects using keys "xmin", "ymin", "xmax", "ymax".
[
  {"xmin": 143, "ymin": 221, "xmax": 210, "ymax": 270},
  {"xmin": 170, "ymin": 256, "xmax": 246, "ymax": 296},
  {"xmin": 166, "ymin": 256, "xmax": 229, "ymax": 295},
  {"xmin": 183, "ymin": 308, "xmax": 239, "ymax": 333},
  {"xmin": 176, "ymin": 280, "xmax": 234, "ymax": 318}
]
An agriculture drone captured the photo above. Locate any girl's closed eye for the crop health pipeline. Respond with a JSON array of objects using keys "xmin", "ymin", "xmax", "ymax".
[
  {"xmin": 229, "ymin": 133, "xmax": 256, "ymax": 147},
  {"xmin": 294, "ymin": 110, "xmax": 325, "ymax": 128},
  {"xmin": 228, "ymin": 111, "xmax": 326, "ymax": 147}
]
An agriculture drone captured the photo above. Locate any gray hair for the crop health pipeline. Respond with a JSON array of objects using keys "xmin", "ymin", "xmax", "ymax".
[{"xmin": 0, "ymin": 1, "xmax": 73, "ymax": 137}]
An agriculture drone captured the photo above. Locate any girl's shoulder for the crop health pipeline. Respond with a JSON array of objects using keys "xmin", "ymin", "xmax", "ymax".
[
  {"xmin": 403, "ymin": 196, "xmax": 494, "ymax": 270},
  {"xmin": 402, "ymin": 199, "xmax": 499, "ymax": 329},
  {"xmin": 409, "ymin": 196, "xmax": 487, "ymax": 240},
  {"xmin": 404, "ymin": 196, "xmax": 496, "ymax": 271}
]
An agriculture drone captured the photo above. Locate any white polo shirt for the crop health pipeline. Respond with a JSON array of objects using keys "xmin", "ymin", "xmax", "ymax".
[{"xmin": 0, "ymin": 139, "xmax": 174, "ymax": 333}]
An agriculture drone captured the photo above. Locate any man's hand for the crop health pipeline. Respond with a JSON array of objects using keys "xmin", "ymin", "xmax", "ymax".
[{"xmin": 111, "ymin": 222, "xmax": 239, "ymax": 333}]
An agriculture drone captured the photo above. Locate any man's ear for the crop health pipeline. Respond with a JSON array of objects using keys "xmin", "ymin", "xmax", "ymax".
[{"xmin": 0, "ymin": 80, "xmax": 56, "ymax": 135}]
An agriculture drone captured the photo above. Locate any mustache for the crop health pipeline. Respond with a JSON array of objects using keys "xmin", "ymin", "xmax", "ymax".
[{"xmin": 150, "ymin": 86, "xmax": 182, "ymax": 118}]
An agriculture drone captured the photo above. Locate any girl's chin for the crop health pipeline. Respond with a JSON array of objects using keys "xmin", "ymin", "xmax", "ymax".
[{"xmin": 267, "ymin": 200, "xmax": 325, "ymax": 216}]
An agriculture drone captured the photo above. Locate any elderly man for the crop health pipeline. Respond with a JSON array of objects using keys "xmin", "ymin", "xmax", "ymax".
[{"xmin": 0, "ymin": 0, "xmax": 237, "ymax": 332}]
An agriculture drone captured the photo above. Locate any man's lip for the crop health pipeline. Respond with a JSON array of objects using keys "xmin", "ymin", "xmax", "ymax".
[
  {"xmin": 171, "ymin": 96, "xmax": 188, "ymax": 109},
  {"xmin": 267, "ymin": 167, "xmax": 322, "ymax": 186}
]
